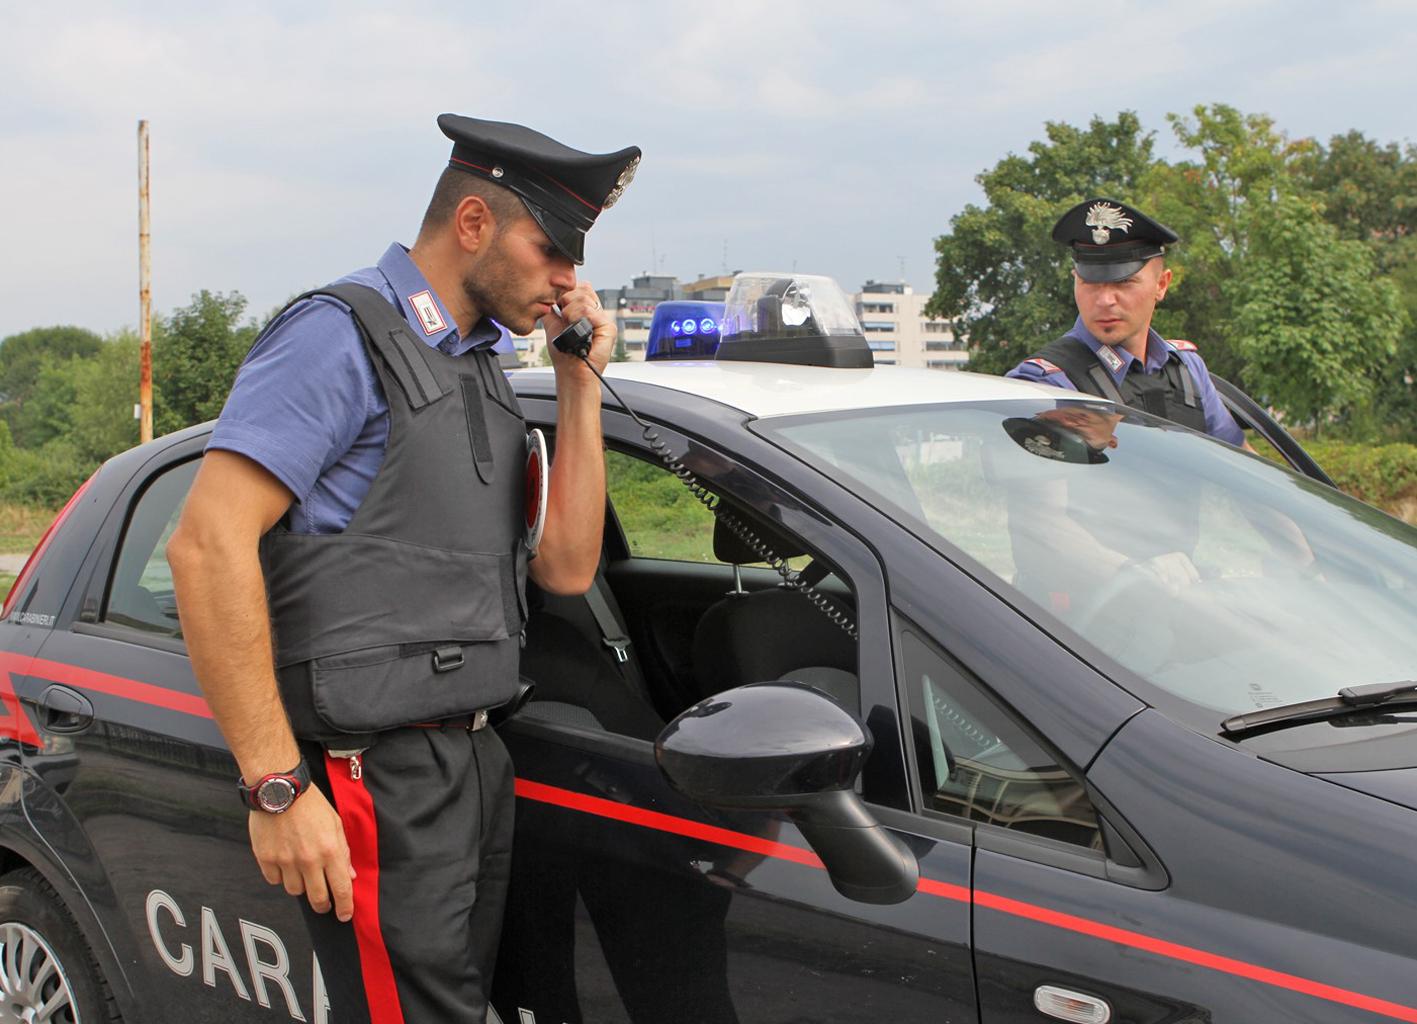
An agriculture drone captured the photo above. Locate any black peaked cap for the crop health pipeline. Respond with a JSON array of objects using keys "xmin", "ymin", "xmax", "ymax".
[
  {"xmin": 438, "ymin": 114, "xmax": 641, "ymax": 265},
  {"xmin": 1052, "ymin": 198, "xmax": 1179, "ymax": 283},
  {"xmin": 1002, "ymin": 416, "xmax": 1109, "ymax": 465}
]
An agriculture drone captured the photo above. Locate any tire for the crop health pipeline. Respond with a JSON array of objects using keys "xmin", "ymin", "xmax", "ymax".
[{"xmin": 0, "ymin": 867, "xmax": 121, "ymax": 1024}]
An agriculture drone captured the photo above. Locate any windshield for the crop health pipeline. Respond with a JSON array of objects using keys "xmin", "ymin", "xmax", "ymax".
[{"xmin": 763, "ymin": 399, "xmax": 1417, "ymax": 720}]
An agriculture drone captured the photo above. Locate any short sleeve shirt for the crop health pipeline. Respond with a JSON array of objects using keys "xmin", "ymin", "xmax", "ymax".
[
  {"xmin": 1005, "ymin": 317, "xmax": 1244, "ymax": 446},
  {"xmin": 207, "ymin": 243, "xmax": 502, "ymax": 533}
]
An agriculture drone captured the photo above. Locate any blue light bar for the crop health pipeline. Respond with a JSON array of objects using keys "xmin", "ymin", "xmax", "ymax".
[{"xmin": 646, "ymin": 300, "xmax": 726, "ymax": 361}]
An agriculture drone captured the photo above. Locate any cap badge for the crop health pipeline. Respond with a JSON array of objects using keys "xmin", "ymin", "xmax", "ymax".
[
  {"xmin": 1022, "ymin": 433, "xmax": 1065, "ymax": 461},
  {"xmin": 602, "ymin": 155, "xmax": 640, "ymax": 209},
  {"xmin": 491, "ymin": 166, "xmax": 505, "ymax": 178},
  {"xmin": 1085, "ymin": 202, "xmax": 1133, "ymax": 245}
]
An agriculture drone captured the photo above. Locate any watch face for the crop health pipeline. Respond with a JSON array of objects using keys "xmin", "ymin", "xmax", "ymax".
[{"xmin": 255, "ymin": 777, "xmax": 297, "ymax": 813}]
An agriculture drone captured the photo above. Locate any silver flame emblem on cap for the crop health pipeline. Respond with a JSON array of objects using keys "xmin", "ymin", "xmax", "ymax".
[
  {"xmin": 1085, "ymin": 202, "xmax": 1133, "ymax": 244},
  {"xmin": 1023, "ymin": 433, "xmax": 1065, "ymax": 460},
  {"xmin": 602, "ymin": 155, "xmax": 639, "ymax": 209}
]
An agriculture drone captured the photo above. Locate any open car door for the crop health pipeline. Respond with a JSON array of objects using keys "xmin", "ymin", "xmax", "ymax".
[{"xmin": 1211, "ymin": 374, "xmax": 1336, "ymax": 488}]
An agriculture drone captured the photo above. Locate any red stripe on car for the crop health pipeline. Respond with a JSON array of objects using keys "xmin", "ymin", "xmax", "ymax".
[
  {"xmin": 519, "ymin": 778, "xmax": 1417, "ymax": 1022},
  {"xmin": 24, "ymin": 655, "xmax": 212, "ymax": 719},
  {"xmin": 515, "ymin": 778, "xmax": 823, "ymax": 868}
]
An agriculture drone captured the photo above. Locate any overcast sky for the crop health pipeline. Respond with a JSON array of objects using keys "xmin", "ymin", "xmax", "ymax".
[{"xmin": 4, "ymin": 0, "xmax": 1415, "ymax": 338}]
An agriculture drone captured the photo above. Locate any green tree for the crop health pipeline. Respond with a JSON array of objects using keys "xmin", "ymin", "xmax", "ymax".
[
  {"xmin": 1293, "ymin": 131, "xmax": 1417, "ymax": 259},
  {"xmin": 926, "ymin": 112, "xmax": 1158, "ymax": 373},
  {"xmin": 1293, "ymin": 132, "xmax": 1417, "ymax": 438},
  {"xmin": 70, "ymin": 331, "xmax": 142, "ymax": 462},
  {"xmin": 0, "ymin": 326, "xmax": 102, "ymax": 446},
  {"xmin": 1230, "ymin": 193, "xmax": 1407, "ymax": 431},
  {"xmin": 13, "ymin": 358, "xmax": 82, "ymax": 449},
  {"xmin": 1139, "ymin": 104, "xmax": 1318, "ymax": 383},
  {"xmin": 154, "ymin": 290, "xmax": 258, "ymax": 436}
]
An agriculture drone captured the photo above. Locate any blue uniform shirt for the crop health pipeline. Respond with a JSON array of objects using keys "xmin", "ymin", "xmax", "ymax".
[
  {"xmin": 1005, "ymin": 317, "xmax": 1244, "ymax": 446},
  {"xmin": 208, "ymin": 243, "xmax": 503, "ymax": 533}
]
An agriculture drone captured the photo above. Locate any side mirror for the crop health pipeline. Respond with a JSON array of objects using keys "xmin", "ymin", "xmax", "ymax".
[{"xmin": 655, "ymin": 682, "xmax": 919, "ymax": 905}]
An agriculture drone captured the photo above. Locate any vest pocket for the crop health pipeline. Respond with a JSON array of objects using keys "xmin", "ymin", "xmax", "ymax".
[{"xmin": 310, "ymin": 640, "xmax": 522, "ymax": 733}]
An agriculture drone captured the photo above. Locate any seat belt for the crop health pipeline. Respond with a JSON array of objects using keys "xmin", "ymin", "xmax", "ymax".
[{"xmin": 583, "ymin": 575, "xmax": 652, "ymax": 702}]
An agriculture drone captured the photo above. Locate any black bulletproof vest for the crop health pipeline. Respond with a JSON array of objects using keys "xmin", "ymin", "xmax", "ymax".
[
  {"xmin": 1033, "ymin": 335, "xmax": 1207, "ymax": 434},
  {"xmin": 259, "ymin": 284, "xmax": 529, "ymax": 740},
  {"xmin": 1028, "ymin": 334, "xmax": 1202, "ymax": 565}
]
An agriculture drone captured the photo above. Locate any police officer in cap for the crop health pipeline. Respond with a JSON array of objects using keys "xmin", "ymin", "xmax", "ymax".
[
  {"xmin": 1006, "ymin": 198, "xmax": 1246, "ymax": 446},
  {"xmin": 170, "ymin": 114, "xmax": 640, "ymax": 1022}
]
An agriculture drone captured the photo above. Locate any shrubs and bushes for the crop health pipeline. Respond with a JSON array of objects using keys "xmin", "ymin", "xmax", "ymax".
[{"xmin": 1298, "ymin": 441, "xmax": 1417, "ymax": 520}]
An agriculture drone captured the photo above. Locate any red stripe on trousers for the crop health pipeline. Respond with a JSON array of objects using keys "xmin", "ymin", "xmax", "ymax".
[{"xmin": 325, "ymin": 754, "xmax": 405, "ymax": 1024}]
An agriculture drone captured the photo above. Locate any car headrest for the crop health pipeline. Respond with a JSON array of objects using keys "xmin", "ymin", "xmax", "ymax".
[{"xmin": 712, "ymin": 506, "xmax": 809, "ymax": 564}]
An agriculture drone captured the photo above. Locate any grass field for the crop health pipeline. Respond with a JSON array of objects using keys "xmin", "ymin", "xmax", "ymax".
[{"xmin": 0, "ymin": 502, "xmax": 55, "ymax": 555}]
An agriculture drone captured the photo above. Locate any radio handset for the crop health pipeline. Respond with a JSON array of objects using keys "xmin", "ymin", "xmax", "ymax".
[{"xmin": 551, "ymin": 306, "xmax": 595, "ymax": 359}]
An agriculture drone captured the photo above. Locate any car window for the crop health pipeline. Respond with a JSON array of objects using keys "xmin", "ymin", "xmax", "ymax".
[
  {"xmin": 103, "ymin": 459, "xmax": 200, "ymax": 637},
  {"xmin": 606, "ymin": 449, "xmax": 718, "ymax": 561},
  {"xmin": 606, "ymin": 449, "xmax": 812, "ymax": 575},
  {"xmin": 898, "ymin": 620, "xmax": 1101, "ymax": 850},
  {"xmin": 765, "ymin": 401, "xmax": 1417, "ymax": 725}
]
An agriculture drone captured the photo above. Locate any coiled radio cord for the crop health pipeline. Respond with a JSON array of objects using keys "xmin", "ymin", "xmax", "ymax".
[{"xmin": 583, "ymin": 360, "xmax": 859, "ymax": 642}]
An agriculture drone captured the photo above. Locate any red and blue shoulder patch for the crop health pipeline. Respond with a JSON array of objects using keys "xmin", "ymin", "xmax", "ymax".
[
  {"xmin": 1024, "ymin": 358, "xmax": 1064, "ymax": 375},
  {"xmin": 1168, "ymin": 339, "xmax": 1198, "ymax": 352}
]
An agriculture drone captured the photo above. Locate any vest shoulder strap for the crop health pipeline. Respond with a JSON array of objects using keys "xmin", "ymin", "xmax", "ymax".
[
  {"xmin": 1161, "ymin": 349, "xmax": 1200, "ymax": 409},
  {"xmin": 296, "ymin": 283, "xmax": 452, "ymax": 410},
  {"xmin": 1034, "ymin": 335, "xmax": 1125, "ymax": 404}
]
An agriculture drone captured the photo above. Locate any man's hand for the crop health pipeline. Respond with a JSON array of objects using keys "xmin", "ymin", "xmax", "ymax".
[
  {"xmin": 250, "ymin": 785, "xmax": 356, "ymax": 922},
  {"xmin": 1135, "ymin": 550, "xmax": 1202, "ymax": 591},
  {"xmin": 542, "ymin": 281, "xmax": 614, "ymax": 378}
]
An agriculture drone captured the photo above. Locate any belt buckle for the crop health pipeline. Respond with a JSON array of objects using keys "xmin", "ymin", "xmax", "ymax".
[{"xmin": 470, "ymin": 709, "xmax": 489, "ymax": 732}]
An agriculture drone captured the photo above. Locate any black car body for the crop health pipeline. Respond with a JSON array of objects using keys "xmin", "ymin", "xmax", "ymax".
[{"xmin": 0, "ymin": 356, "xmax": 1415, "ymax": 1024}]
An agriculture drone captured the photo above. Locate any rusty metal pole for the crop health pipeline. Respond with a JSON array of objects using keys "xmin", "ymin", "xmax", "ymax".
[{"xmin": 138, "ymin": 120, "xmax": 153, "ymax": 443}]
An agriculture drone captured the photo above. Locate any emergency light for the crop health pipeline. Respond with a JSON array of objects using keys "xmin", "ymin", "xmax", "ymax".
[
  {"xmin": 646, "ymin": 301, "xmax": 726, "ymax": 361},
  {"xmin": 715, "ymin": 273, "xmax": 873, "ymax": 368}
]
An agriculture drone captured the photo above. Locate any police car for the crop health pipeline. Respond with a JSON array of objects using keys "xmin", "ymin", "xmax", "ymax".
[{"xmin": 1, "ymin": 273, "xmax": 1414, "ymax": 1024}]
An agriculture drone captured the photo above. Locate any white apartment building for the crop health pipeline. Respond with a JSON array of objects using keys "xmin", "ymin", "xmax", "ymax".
[{"xmin": 852, "ymin": 281, "xmax": 967, "ymax": 370}]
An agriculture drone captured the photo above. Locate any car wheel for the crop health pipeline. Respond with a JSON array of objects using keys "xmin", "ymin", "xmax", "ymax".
[{"xmin": 0, "ymin": 868, "xmax": 121, "ymax": 1024}]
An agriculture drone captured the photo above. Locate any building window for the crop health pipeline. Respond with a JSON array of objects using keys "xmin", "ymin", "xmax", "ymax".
[
  {"xmin": 859, "ymin": 302, "xmax": 896, "ymax": 314},
  {"xmin": 868, "ymin": 341, "xmax": 897, "ymax": 352},
  {"xmin": 861, "ymin": 322, "xmax": 896, "ymax": 334}
]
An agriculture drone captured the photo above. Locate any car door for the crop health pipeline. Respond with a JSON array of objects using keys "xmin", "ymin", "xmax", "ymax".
[
  {"xmin": 493, "ymin": 393, "xmax": 977, "ymax": 1024},
  {"xmin": 29, "ymin": 439, "xmax": 326, "ymax": 1024},
  {"xmin": 1211, "ymin": 374, "xmax": 1335, "ymax": 486}
]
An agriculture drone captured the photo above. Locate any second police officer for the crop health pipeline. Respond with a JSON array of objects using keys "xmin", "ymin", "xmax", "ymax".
[
  {"xmin": 170, "ymin": 114, "xmax": 640, "ymax": 1023},
  {"xmin": 1007, "ymin": 198, "xmax": 1247, "ymax": 446}
]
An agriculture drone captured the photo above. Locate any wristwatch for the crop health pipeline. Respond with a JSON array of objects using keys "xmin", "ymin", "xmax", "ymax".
[{"xmin": 237, "ymin": 760, "xmax": 312, "ymax": 814}]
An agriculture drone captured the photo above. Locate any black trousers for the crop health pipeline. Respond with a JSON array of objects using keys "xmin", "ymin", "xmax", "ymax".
[{"xmin": 297, "ymin": 725, "xmax": 514, "ymax": 1023}]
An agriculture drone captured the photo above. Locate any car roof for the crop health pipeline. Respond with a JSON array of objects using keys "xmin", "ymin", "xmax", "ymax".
[{"xmin": 510, "ymin": 361, "xmax": 1062, "ymax": 419}]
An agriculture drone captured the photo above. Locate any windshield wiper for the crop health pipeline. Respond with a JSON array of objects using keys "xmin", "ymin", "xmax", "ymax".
[{"xmin": 1221, "ymin": 681, "xmax": 1417, "ymax": 738}]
